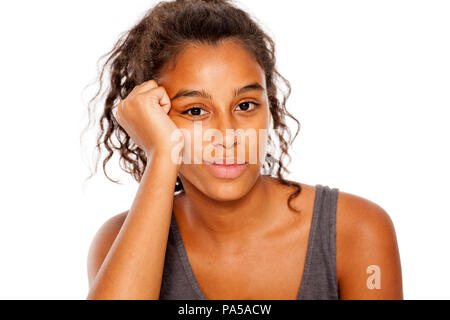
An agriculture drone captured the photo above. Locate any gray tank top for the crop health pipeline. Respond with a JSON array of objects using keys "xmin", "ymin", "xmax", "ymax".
[{"xmin": 159, "ymin": 184, "xmax": 340, "ymax": 300}]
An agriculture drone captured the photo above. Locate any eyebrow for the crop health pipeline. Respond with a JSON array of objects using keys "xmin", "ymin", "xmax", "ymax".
[{"xmin": 170, "ymin": 82, "xmax": 265, "ymax": 101}]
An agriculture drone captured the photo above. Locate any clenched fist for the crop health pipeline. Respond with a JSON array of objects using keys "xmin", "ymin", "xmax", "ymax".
[{"xmin": 113, "ymin": 80, "xmax": 184, "ymax": 160}]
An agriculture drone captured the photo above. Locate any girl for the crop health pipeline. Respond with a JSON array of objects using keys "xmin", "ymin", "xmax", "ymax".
[{"xmin": 85, "ymin": 0, "xmax": 403, "ymax": 300}]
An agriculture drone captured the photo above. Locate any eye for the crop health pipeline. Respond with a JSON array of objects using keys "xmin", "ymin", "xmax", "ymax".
[
  {"xmin": 236, "ymin": 101, "xmax": 259, "ymax": 112},
  {"xmin": 181, "ymin": 107, "xmax": 209, "ymax": 117}
]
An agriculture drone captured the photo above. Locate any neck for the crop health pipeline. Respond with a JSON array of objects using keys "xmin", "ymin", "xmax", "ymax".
[{"xmin": 174, "ymin": 175, "xmax": 275, "ymax": 247}]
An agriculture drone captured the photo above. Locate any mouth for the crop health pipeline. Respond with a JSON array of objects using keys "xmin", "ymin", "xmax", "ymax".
[
  {"xmin": 204, "ymin": 159, "xmax": 248, "ymax": 179},
  {"xmin": 204, "ymin": 158, "xmax": 247, "ymax": 165}
]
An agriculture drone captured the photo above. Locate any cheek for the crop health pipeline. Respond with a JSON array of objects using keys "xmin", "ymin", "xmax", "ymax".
[
  {"xmin": 256, "ymin": 129, "xmax": 268, "ymax": 165},
  {"xmin": 174, "ymin": 124, "xmax": 203, "ymax": 164},
  {"xmin": 240, "ymin": 117, "xmax": 269, "ymax": 165}
]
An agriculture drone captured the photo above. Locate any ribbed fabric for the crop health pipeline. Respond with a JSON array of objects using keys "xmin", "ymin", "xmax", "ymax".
[{"xmin": 159, "ymin": 184, "xmax": 340, "ymax": 300}]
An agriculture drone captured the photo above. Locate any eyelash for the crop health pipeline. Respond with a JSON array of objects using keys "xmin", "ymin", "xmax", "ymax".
[{"xmin": 181, "ymin": 101, "xmax": 260, "ymax": 118}]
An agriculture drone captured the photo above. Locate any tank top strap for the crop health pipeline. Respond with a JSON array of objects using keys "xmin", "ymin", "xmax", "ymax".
[{"xmin": 298, "ymin": 184, "xmax": 340, "ymax": 299}]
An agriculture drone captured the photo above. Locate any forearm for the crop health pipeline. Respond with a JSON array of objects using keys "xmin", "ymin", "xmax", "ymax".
[{"xmin": 87, "ymin": 152, "xmax": 179, "ymax": 300}]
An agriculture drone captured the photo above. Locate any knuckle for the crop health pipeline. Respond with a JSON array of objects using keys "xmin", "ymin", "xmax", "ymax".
[
  {"xmin": 129, "ymin": 85, "xmax": 140, "ymax": 95},
  {"xmin": 149, "ymin": 85, "xmax": 165, "ymax": 96},
  {"xmin": 146, "ymin": 79, "xmax": 158, "ymax": 86}
]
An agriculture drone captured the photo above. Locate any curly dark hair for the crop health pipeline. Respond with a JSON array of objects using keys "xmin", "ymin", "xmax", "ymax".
[{"xmin": 81, "ymin": 0, "xmax": 302, "ymax": 212}]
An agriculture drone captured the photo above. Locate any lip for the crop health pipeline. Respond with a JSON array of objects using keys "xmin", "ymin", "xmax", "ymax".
[
  {"xmin": 204, "ymin": 162, "xmax": 249, "ymax": 179},
  {"xmin": 205, "ymin": 158, "xmax": 247, "ymax": 165}
]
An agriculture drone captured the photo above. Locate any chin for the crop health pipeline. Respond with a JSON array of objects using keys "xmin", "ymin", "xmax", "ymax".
[
  {"xmin": 203, "ymin": 171, "xmax": 260, "ymax": 202},
  {"xmin": 180, "ymin": 165, "xmax": 262, "ymax": 201},
  {"xmin": 203, "ymin": 181, "xmax": 250, "ymax": 201}
]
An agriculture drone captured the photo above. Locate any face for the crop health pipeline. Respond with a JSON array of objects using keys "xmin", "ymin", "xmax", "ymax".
[{"xmin": 158, "ymin": 39, "xmax": 271, "ymax": 201}]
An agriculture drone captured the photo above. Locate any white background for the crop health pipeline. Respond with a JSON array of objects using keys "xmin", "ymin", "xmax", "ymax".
[{"xmin": 0, "ymin": 0, "xmax": 448, "ymax": 299}]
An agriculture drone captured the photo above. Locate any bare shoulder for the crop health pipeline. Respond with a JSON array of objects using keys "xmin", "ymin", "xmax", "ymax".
[
  {"xmin": 87, "ymin": 210, "xmax": 129, "ymax": 288},
  {"xmin": 335, "ymin": 190, "xmax": 403, "ymax": 299},
  {"xmin": 337, "ymin": 190, "xmax": 397, "ymax": 239}
]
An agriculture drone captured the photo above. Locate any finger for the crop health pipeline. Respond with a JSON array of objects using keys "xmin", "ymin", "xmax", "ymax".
[
  {"xmin": 145, "ymin": 86, "xmax": 172, "ymax": 114},
  {"xmin": 129, "ymin": 79, "xmax": 159, "ymax": 97}
]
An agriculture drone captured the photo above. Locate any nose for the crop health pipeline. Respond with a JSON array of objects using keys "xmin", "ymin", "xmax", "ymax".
[
  {"xmin": 212, "ymin": 131, "xmax": 240, "ymax": 149},
  {"xmin": 212, "ymin": 116, "xmax": 241, "ymax": 149}
]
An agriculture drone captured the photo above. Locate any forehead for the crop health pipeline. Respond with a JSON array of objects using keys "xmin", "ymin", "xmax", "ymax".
[{"xmin": 158, "ymin": 39, "xmax": 266, "ymax": 94}]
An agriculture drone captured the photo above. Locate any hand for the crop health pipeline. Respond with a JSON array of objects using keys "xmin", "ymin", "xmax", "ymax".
[{"xmin": 113, "ymin": 80, "xmax": 184, "ymax": 159}]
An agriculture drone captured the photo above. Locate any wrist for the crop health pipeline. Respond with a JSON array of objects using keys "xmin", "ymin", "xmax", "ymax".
[{"xmin": 146, "ymin": 147, "xmax": 182, "ymax": 172}]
